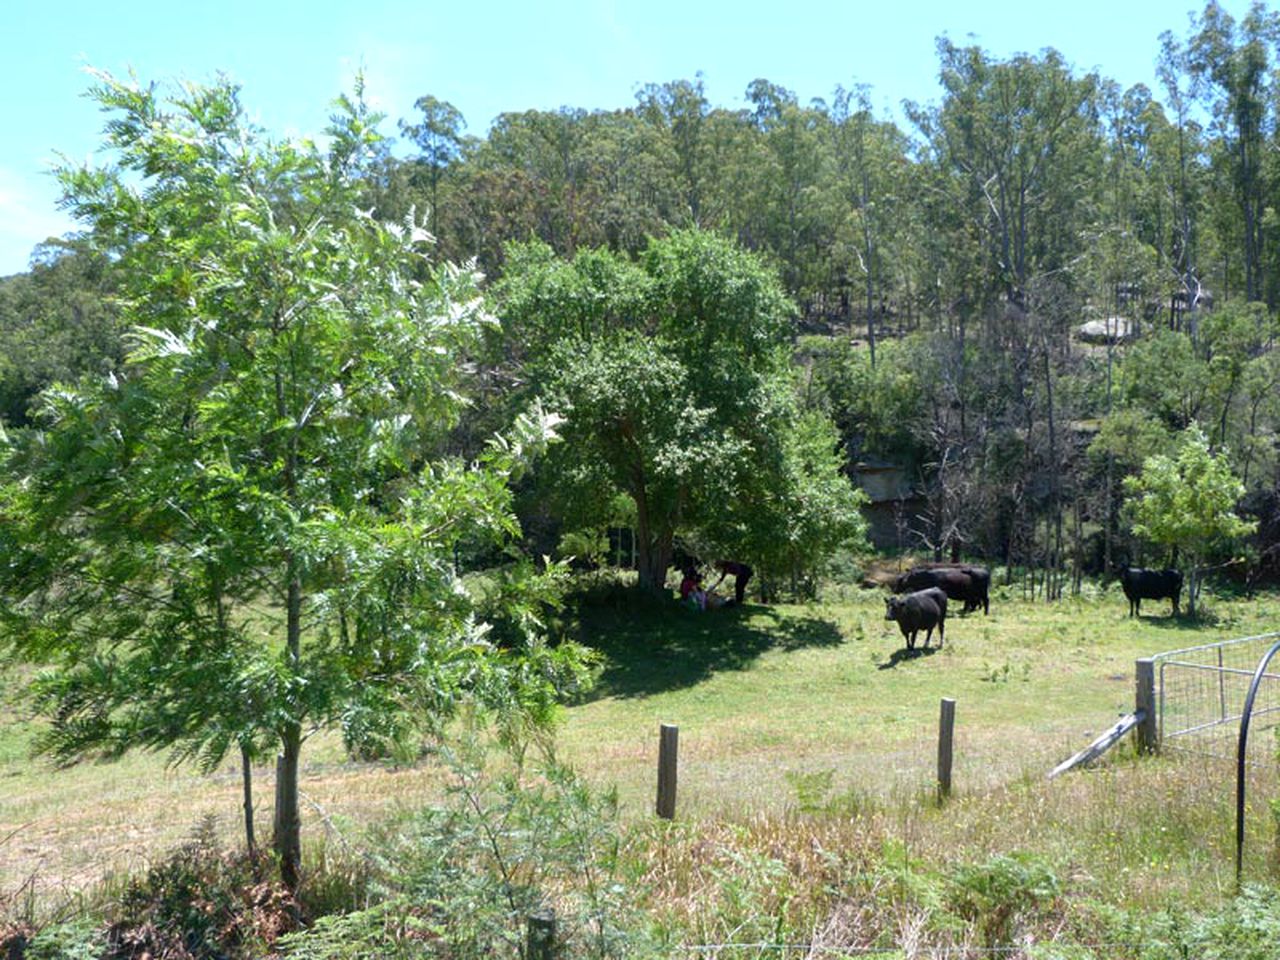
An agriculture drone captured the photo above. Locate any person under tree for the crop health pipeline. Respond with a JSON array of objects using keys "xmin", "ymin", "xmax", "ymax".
[{"xmin": 711, "ymin": 560, "xmax": 753, "ymax": 604}]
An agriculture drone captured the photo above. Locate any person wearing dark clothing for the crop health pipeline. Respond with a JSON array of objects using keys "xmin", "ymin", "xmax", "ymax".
[{"xmin": 712, "ymin": 560, "xmax": 753, "ymax": 604}]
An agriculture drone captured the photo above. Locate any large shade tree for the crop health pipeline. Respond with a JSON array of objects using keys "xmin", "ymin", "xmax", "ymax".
[
  {"xmin": 0, "ymin": 72, "xmax": 585, "ymax": 890},
  {"xmin": 494, "ymin": 229, "xmax": 867, "ymax": 593}
]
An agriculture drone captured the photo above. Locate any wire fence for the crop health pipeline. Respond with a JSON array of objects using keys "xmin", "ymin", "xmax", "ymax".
[
  {"xmin": 1155, "ymin": 632, "xmax": 1280, "ymax": 762},
  {"xmin": 661, "ymin": 940, "xmax": 1152, "ymax": 957}
]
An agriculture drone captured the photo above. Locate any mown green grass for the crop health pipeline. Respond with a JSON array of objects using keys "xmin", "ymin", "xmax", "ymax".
[{"xmin": 2, "ymin": 579, "xmax": 1278, "ymax": 917}]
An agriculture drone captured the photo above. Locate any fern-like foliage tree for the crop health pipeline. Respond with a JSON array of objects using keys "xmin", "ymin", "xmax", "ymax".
[{"xmin": 0, "ymin": 71, "xmax": 587, "ymax": 889}]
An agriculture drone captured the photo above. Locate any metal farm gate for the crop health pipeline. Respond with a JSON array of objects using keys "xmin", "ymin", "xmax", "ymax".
[{"xmin": 1154, "ymin": 632, "xmax": 1280, "ymax": 761}]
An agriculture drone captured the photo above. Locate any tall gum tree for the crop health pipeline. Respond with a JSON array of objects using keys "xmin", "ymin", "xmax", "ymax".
[
  {"xmin": 0, "ymin": 72, "xmax": 585, "ymax": 890},
  {"xmin": 1188, "ymin": 0, "xmax": 1279, "ymax": 305}
]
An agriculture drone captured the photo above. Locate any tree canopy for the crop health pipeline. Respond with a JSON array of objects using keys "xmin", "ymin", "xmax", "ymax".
[
  {"xmin": 1123, "ymin": 426, "xmax": 1257, "ymax": 612},
  {"xmin": 5, "ymin": 0, "xmax": 1280, "ymax": 637},
  {"xmin": 493, "ymin": 229, "xmax": 868, "ymax": 593},
  {"xmin": 0, "ymin": 71, "xmax": 588, "ymax": 888}
]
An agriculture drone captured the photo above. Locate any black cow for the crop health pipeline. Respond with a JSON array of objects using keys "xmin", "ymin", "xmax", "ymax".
[
  {"xmin": 885, "ymin": 587, "xmax": 948, "ymax": 650},
  {"xmin": 1118, "ymin": 567, "xmax": 1182, "ymax": 617},
  {"xmin": 894, "ymin": 565, "xmax": 990, "ymax": 615}
]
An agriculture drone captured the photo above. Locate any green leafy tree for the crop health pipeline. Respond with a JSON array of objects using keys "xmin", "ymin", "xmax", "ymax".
[
  {"xmin": 728, "ymin": 409, "xmax": 869, "ymax": 599},
  {"xmin": 1116, "ymin": 329, "xmax": 1210, "ymax": 430},
  {"xmin": 741, "ymin": 79, "xmax": 830, "ymax": 300},
  {"xmin": 1237, "ymin": 349, "xmax": 1280, "ymax": 487},
  {"xmin": 399, "ymin": 94, "xmax": 468, "ymax": 237},
  {"xmin": 1090, "ymin": 408, "xmax": 1176, "ymax": 476},
  {"xmin": 1123, "ymin": 425, "xmax": 1256, "ymax": 613},
  {"xmin": 0, "ymin": 71, "xmax": 586, "ymax": 889},
  {"xmin": 0, "ymin": 240, "xmax": 123, "ymax": 427},
  {"xmin": 495, "ymin": 229, "xmax": 867, "ymax": 593},
  {"xmin": 803, "ymin": 335, "xmax": 928, "ymax": 468},
  {"xmin": 911, "ymin": 41, "xmax": 1102, "ymax": 308},
  {"xmin": 1154, "ymin": 30, "xmax": 1207, "ymax": 307},
  {"xmin": 634, "ymin": 77, "xmax": 715, "ymax": 227},
  {"xmin": 826, "ymin": 84, "xmax": 910, "ymax": 366},
  {"xmin": 1188, "ymin": 0, "xmax": 1279, "ymax": 304}
]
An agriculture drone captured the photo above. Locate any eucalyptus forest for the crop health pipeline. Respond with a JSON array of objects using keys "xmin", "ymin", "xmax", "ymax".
[
  {"xmin": 7, "ymin": 12, "xmax": 1280, "ymax": 591},
  {"xmin": 4, "ymin": 2, "xmax": 1280, "ymax": 958}
]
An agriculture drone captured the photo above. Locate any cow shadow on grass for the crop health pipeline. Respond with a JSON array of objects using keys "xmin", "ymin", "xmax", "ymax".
[
  {"xmin": 877, "ymin": 645, "xmax": 942, "ymax": 671},
  {"xmin": 1143, "ymin": 609, "xmax": 1223, "ymax": 630},
  {"xmin": 574, "ymin": 602, "xmax": 844, "ymax": 700}
]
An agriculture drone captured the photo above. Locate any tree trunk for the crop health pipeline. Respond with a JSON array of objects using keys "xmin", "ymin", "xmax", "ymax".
[
  {"xmin": 1042, "ymin": 336, "xmax": 1061, "ymax": 602},
  {"xmin": 1104, "ymin": 454, "xmax": 1114, "ymax": 574},
  {"xmin": 273, "ymin": 566, "xmax": 304, "ymax": 890},
  {"xmin": 635, "ymin": 529, "xmax": 673, "ymax": 593},
  {"xmin": 632, "ymin": 477, "xmax": 674, "ymax": 593},
  {"xmin": 241, "ymin": 743, "xmax": 256, "ymax": 855},
  {"xmin": 861, "ymin": 157, "xmax": 877, "ymax": 369},
  {"xmin": 1072, "ymin": 495, "xmax": 1084, "ymax": 596},
  {"xmin": 274, "ymin": 723, "xmax": 302, "ymax": 890}
]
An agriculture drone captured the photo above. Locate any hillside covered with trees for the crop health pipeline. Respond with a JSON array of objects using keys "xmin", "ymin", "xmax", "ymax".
[{"xmin": 6, "ymin": 3, "xmax": 1280, "ymax": 598}]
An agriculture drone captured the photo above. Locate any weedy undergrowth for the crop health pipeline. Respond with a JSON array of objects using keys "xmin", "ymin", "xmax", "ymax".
[
  {"xmin": 103, "ymin": 817, "xmax": 297, "ymax": 959},
  {"xmin": 315, "ymin": 734, "xmax": 657, "ymax": 960}
]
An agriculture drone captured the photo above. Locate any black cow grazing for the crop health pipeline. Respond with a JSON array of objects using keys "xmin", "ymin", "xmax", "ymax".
[
  {"xmin": 1118, "ymin": 567, "xmax": 1182, "ymax": 617},
  {"xmin": 894, "ymin": 565, "xmax": 990, "ymax": 615},
  {"xmin": 884, "ymin": 587, "xmax": 948, "ymax": 650}
]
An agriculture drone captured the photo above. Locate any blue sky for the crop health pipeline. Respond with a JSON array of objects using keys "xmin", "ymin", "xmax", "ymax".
[{"xmin": 0, "ymin": 0, "xmax": 1250, "ymax": 276}]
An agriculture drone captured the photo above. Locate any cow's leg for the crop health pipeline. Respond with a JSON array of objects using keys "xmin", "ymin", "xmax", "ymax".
[{"xmin": 938, "ymin": 618, "xmax": 945, "ymax": 647}]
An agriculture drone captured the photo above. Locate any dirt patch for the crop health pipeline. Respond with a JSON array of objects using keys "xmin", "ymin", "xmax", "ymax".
[{"xmin": 860, "ymin": 556, "xmax": 924, "ymax": 589}]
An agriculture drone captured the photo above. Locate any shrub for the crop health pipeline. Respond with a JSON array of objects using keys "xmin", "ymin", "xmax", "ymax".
[
  {"xmin": 276, "ymin": 902, "xmax": 435, "ymax": 960},
  {"xmin": 365, "ymin": 741, "xmax": 654, "ymax": 959},
  {"xmin": 947, "ymin": 852, "xmax": 1062, "ymax": 948},
  {"xmin": 1185, "ymin": 884, "xmax": 1280, "ymax": 960},
  {"xmin": 104, "ymin": 819, "xmax": 296, "ymax": 960},
  {"xmin": 18, "ymin": 919, "xmax": 102, "ymax": 960}
]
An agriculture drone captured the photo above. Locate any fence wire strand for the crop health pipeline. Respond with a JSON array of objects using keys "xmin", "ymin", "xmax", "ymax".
[{"xmin": 669, "ymin": 942, "xmax": 1146, "ymax": 957}]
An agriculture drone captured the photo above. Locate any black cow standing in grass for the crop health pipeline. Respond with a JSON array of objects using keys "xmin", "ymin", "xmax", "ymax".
[
  {"xmin": 894, "ymin": 565, "xmax": 990, "ymax": 615},
  {"xmin": 884, "ymin": 587, "xmax": 948, "ymax": 650},
  {"xmin": 1118, "ymin": 567, "xmax": 1182, "ymax": 617}
]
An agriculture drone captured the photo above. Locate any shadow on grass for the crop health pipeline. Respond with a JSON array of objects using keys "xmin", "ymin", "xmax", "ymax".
[
  {"xmin": 1140, "ymin": 609, "xmax": 1221, "ymax": 630},
  {"xmin": 572, "ymin": 601, "xmax": 844, "ymax": 700},
  {"xmin": 876, "ymin": 644, "xmax": 942, "ymax": 671}
]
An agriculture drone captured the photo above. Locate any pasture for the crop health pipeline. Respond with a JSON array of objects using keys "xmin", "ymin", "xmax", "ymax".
[{"xmin": 3, "ymin": 579, "xmax": 1279, "ymax": 924}]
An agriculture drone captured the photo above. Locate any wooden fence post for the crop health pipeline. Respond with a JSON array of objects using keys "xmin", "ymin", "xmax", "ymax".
[
  {"xmin": 656, "ymin": 723, "xmax": 679, "ymax": 820},
  {"xmin": 527, "ymin": 909, "xmax": 556, "ymax": 960},
  {"xmin": 1135, "ymin": 658, "xmax": 1157, "ymax": 754},
  {"xmin": 937, "ymin": 698, "xmax": 956, "ymax": 802},
  {"xmin": 1218, "ymin": 645, "xmax": 1227, "ymax": 722}
]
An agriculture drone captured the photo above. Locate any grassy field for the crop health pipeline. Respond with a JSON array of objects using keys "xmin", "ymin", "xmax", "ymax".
[{"xmin": 2, "ymin": 577, "xmax": 1279, "ymax": 920}]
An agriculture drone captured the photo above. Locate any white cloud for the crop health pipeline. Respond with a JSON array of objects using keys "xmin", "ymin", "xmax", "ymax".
[{"xmin": 0, "ymin": 167, "xmax": 76, "ymax": 276}]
